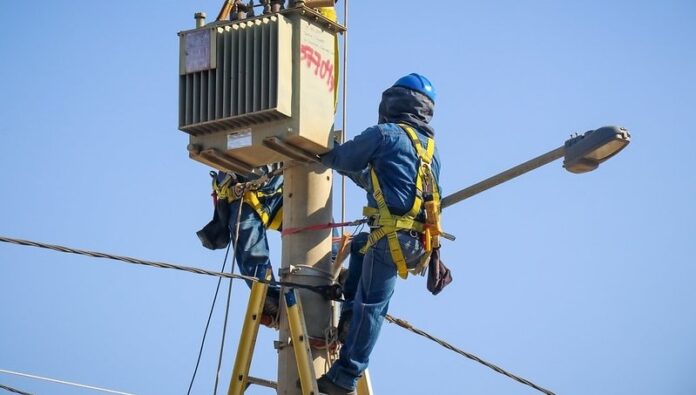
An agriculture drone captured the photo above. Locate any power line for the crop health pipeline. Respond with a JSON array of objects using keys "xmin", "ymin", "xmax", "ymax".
[
  {"xmin": 384, "ymin": 315, "xmax": 556, "ymax": 395},
  {"xmin": 214, "ymin": 200, "xmax": 245, "ymax": 395},
  {"xmin": 2, "ymin": 235, "xmax": 556, "ymax": 394},
  {"xmin": 0, "ymin": 369, "xmax": 134, "ymax": 395},
  {"xmin": 0, "ymin": 384, "xmax": 33, "ymax": 395},
  {"xmin": 0, "ymin": 236, "xmax": 338, "ymax": 298},
  {"xmin": 0, "ymin": 236, "xmax": 254, "ymax": 281},
  {"xmin": 186, "ymin": 241, "xmax": 233, "ymax": 395}
]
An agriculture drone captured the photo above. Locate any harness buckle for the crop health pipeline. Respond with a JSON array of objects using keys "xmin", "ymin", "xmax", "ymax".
[
  {"xmin": 367, "ymin": 214, "xmax": 381, "ymax": 229},
  {"xmin": 232, "ymin": 184, "xmax": 246, "ymax": 200}
]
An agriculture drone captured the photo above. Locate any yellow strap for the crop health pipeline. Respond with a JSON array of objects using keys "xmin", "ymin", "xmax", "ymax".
[
  {"xmin": 244, "ymin": 188, "xmax": 284, "ymax": 230},
  {"xmin": 242, "ymin": 191, "xmax": 270, "ymax": 226},
  {"xmin": 362, "ymin": 169, "xmax": 409, "ymax": 278},
  {"xmin": 360, "ymin": 227, "xmax": 408, "ymax": 278},
  {"xmin": 255, "ymin": 187, "xmax": 283, "ymax": 198},
  {"xmin": 267, "ymin": 206, "xmax": 283, "ymax": 231},
  {"xmin": 213, "ymin": 177, "xmax": 234, "ymax": 201},
  {"xmin": 359, "ymin": 124, "xmax": 438, "ymax": 279},
  {"xmin": 362, "ymin": 207, "xmax": 424, "ymax": 232},
  {"xmin": 401, "ymin": 124, "xmax": 444, "ymax": 251},
  {"xmin": 214, "ymin": 179, "xmax": 282, "ymax": 229},
  {"xmin": 399, "ymin": 124, "xmax": 435, "ymax": 218},
  {"xmin": 358, "ymin": 224, "xmax": 409, "ymax": 279},
  {"xmin": 386, "ymin": 231, "xmax": 409, "ymax": 278},
  {"xmin": 400, "ymin": 124, "xmax": 434, "ymax": 164}
]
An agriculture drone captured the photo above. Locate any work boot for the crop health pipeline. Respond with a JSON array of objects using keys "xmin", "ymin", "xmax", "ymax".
[{"xmin": 317, "ymin": 375, "xmax": 356, "ymax": 395}]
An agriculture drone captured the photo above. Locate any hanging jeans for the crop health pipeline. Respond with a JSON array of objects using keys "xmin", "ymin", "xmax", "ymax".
[
  {"xmin": 326, "ymin": 230, "xmax": 425, "ymax": 390},
  {"xmin": 228, "ymin": 195, "xmax": 283, "ymax": 301},
  {"xmin": 227, "ymin": 194, "xmax": 339, "ymax": 303}
]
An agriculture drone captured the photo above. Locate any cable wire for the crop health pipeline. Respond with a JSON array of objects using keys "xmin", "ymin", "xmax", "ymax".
[
  {"xmin": 186, "ymin": 238, "xmax": 234, "ymax": 395},
  {"xmin": 340, "ymin": 0, "xmax": 349, "ymax": 226},
  {"xmin": 384, "ymin": 315, "xmax": 556, "ymax": 395},
  {"xmin": 0, "ymin": 369, "xmax": 134, "ymax": 395},
  {"xmin": 1, "ymin": 235, "xmax": 555, "ymax": 394},
  {"xmin": 213, "ymin": 199, "xmax": 245, "ymax": 395},
  {"xmin": 0, "ymin": 236, "xmax": 334, "ymax": 298},
  {"xmin": 0, "ymin": 384, "xmax": 33, "ymax": 395}
]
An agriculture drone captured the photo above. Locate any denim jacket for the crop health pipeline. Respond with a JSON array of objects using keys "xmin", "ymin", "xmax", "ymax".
[{"xmin": 320, "ymin": 86, "xmax": 441, "ymax": 217}]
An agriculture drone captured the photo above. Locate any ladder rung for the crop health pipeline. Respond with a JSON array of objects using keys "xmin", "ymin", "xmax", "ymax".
[{"xmin": 247, "ymin": 376, "xmax": 277, "ymax": 389}]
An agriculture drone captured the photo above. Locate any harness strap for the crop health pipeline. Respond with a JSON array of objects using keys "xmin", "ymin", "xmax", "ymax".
[
  {"xmin": 242, "ymin": 190, "xmax": 272, "ymax": 228},
  {"xmin": 267, "ymin": 206, "xmax": 283, "ymax": 231},
  {"xmin": 362, "ymin": 207, "xmax": 424, "ymax": 233},
  {"xmin": 213, "ymin": 177, "xmax": 283, "ymax": 231},
  {"xmin": 359, "ymin": 124, "xmax": 436, "ymax": 279}
]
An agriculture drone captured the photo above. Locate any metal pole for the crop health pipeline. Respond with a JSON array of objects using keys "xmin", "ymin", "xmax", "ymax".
[
  {"xmin": 441, "ymin": 146, "xmax": 565, "ymax": 209},
  {"xmin": 277, "ymin": 163, "xmax": 335, "ymax": 395},
  {"xmin": 340, "ymin": 0, "xmax": 349, "ymax": 224}
]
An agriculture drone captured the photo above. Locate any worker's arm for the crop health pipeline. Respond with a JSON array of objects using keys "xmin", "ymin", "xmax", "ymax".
[
  {"xmin": 319, "ymin": 126, "xmax": 382, "ymax": 173},
  {"xmin": 339, "ymin": 167, "xmax": 371, "ymax": 190}
]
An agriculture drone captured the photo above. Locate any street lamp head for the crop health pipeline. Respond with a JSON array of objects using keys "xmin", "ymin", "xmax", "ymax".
[{"xmin": 563, "ymin": 126, "xmax": 631, "ymax": 174}]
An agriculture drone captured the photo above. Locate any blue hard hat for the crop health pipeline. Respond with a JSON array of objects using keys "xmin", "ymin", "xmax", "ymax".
[{"xmin": 392, "ymin": 73, "xmax": 436, "ymax": 103}]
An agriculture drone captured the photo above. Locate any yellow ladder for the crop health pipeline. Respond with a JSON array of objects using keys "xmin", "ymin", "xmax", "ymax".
[
  {"xmin": 226, "ymin": 268, "xmax": 373, "ymax": 395},
  {"xmin": 227, "ymin": 268, "xmax": 318, "ymax": 395},
  {"xmin": 284, "ymin": 288, "xmax": 320, "ymax": 395},
  {"xmin": 227, "ymin": 269, "xmax": 275, "ymax": 394}
]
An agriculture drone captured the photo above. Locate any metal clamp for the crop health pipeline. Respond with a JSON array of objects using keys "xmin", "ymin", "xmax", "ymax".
[
  {"xmin": 273, "ymin": 339, "xmax": 292, "ymax": 350},
  {"xmin": 278, "ymin": 265, "xmax": 300, "ymax": 278},
  {"xmin": 313, "ymin": 284, "xmax": 343, "ymax": 301}
]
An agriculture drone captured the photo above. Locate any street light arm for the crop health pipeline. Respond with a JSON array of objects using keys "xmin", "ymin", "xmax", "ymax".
[
  {"xmin": 441, "ymin": 125, "xmax": 631, "ymax": 209},
  {"xmin": 441, "ymin": 145, "xmax": 565, "ymax": 209}
]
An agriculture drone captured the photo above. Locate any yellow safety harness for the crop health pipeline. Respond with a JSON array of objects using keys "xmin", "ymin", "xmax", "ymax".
[
  {"xmin": 360, "ymin": 124, "xmax": 443, "ymax": 279},
  {"xmin": 213, "ymin": 176, "xmax": 283, "ymax": 231}
]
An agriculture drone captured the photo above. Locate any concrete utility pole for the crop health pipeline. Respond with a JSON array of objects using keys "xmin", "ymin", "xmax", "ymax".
[
  {"xmin": 178, "ymin": 3, "xmax": 347, "ymax": 393},
  {"xmin": 278, "ymin": 163, "xmax": 335, "ymax": 394}
]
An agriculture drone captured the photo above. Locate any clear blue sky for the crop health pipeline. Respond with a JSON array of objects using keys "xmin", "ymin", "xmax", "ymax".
[{"xmin": 1, "ymin": 1, "xmax": 695, "ymax": 394}]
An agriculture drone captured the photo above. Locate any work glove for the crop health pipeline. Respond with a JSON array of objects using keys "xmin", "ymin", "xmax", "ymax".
[{"xmin": 426, "ymin": 247, "xmax": 453, "ymax": 295}]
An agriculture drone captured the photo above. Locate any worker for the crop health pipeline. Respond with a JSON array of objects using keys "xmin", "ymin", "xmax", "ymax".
[
  {"xmin": 197, "ymin": 163, "xmax": 284, "ymax": 328},
  {"xmin": 316, "ymin": 73, "xmax": 441, "ymax": 394},
  {"xmin": 197, "ymin": 163, "xmax": 342, "ymax": 328}
]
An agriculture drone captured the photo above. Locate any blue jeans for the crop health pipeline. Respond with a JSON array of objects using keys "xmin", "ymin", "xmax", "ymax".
[
  {"xmin": 327, "ymin": 231, "xmax": 425, "ymax": 390},
  {"xmin": 228, "ymin": 196, "xmax": 283, "ymax": 301},
  {"xmin": 227, "ymin": 194, "xmax": 339, "ymax": 302}
]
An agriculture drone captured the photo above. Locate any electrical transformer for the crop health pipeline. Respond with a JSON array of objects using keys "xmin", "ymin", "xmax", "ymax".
[{"xmin": 178, "ymin": 6, "xmax": 343, "ymax": 174}]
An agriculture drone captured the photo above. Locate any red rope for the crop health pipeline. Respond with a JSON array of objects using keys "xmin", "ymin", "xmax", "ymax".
[{"xmin": 281, "ymin": 219, "xmax": 366, "ymax": 237}]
